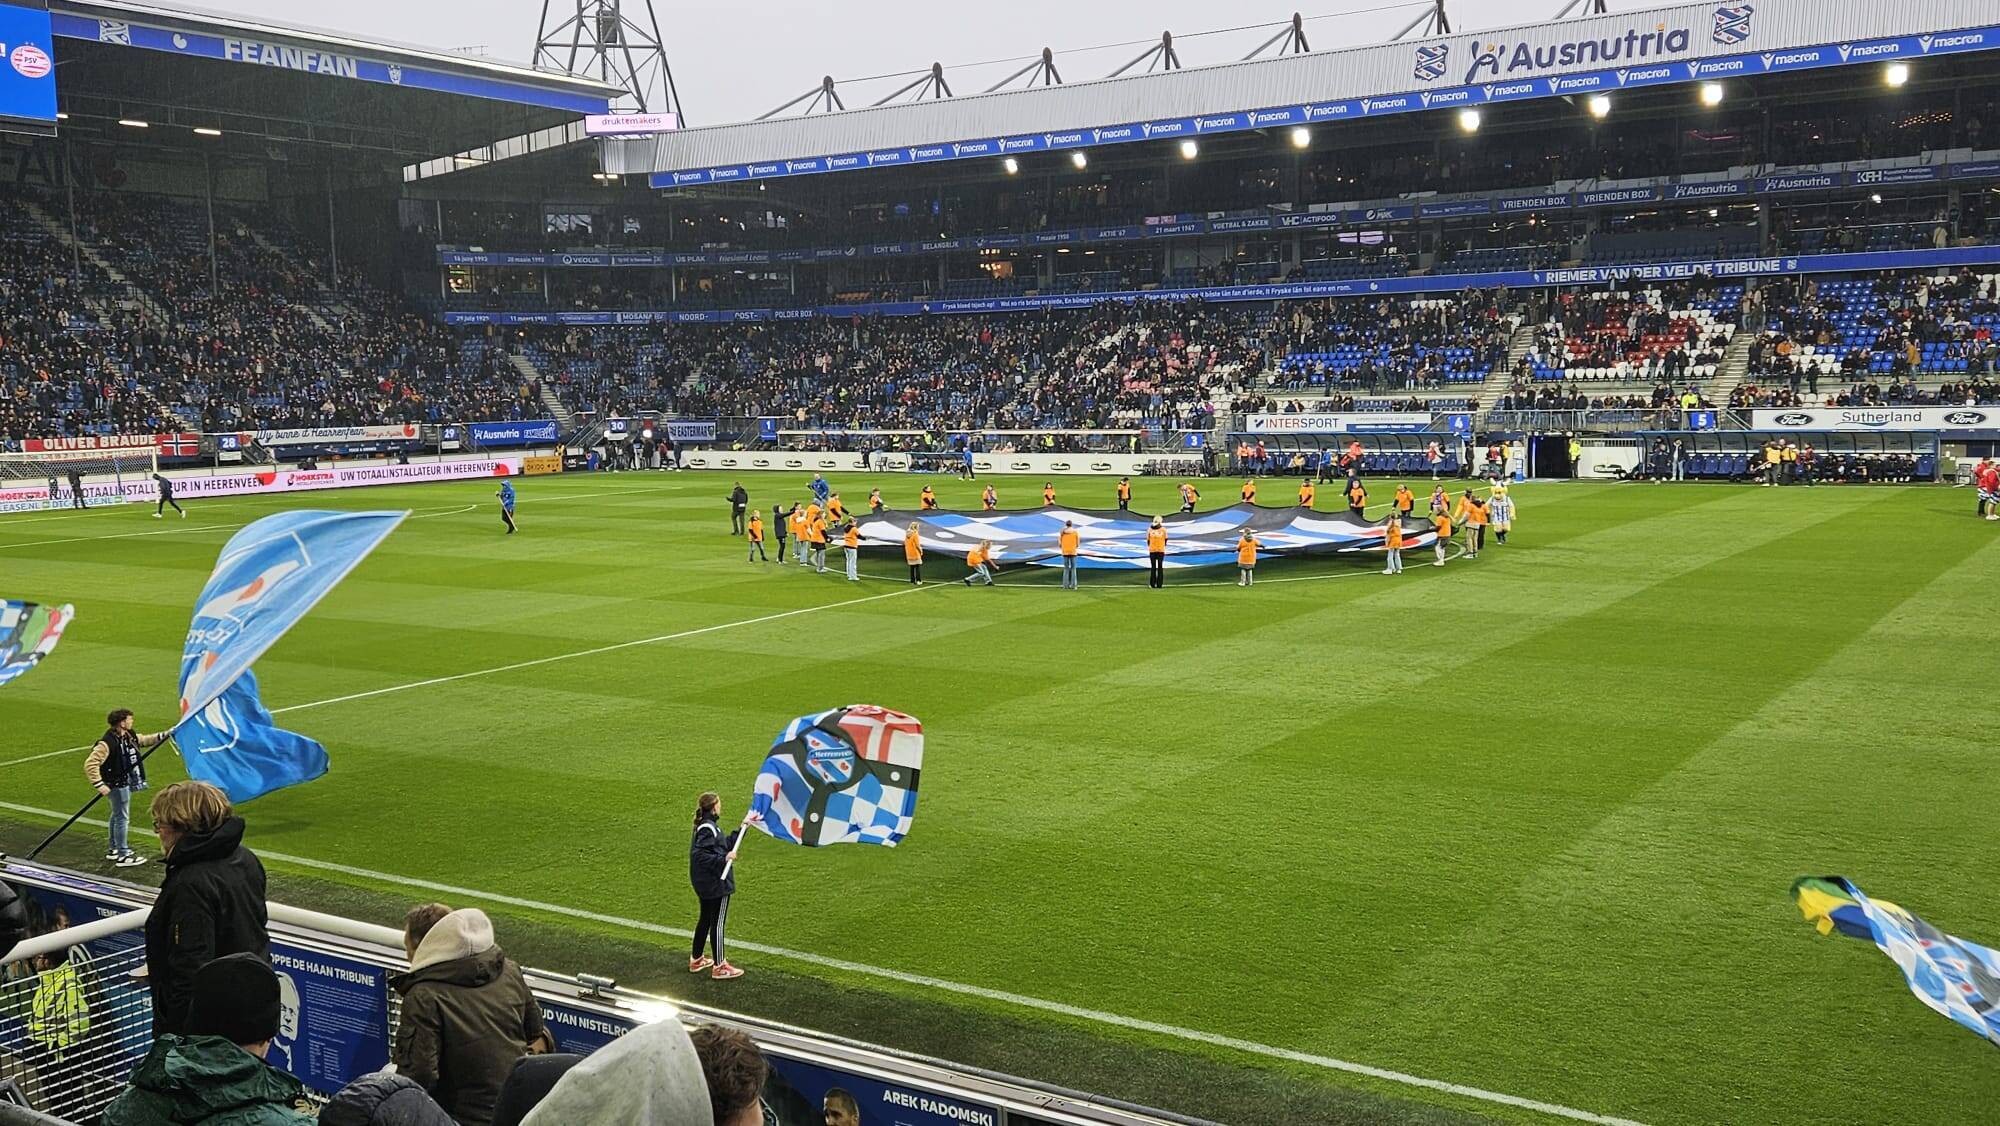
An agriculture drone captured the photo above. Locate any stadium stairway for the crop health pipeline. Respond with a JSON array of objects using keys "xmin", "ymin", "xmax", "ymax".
[
  {"xmin": 1708, "ymin": 331, "xmax": 1758, "ymax": 406},
  {"xmin": 513, "ymin": 352, "xmax": 574, "ymax": 429},
  {"xmin": 1477, "ymin": 322, "xmax": 1541, "ymax": 412},
  {"xmin": 17, "ymin": 197, "xmax": 173, "ymax": 327}
]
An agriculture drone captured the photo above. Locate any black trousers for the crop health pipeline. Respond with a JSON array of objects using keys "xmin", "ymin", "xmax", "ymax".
[
  {"xmin": 1148, "ymin": 552, "xmax": 1165, "ymax": 588},
  {"xmin": 731, "ymin": 508, "xmax": 746, "ymax": 535},
  {"xmin": 501, "ymin": 508, "xmax": 517, "ymax": 533},
  {"xmin": 693, "ymin": 895, "xmax": 728, "ymax": 962},
  {"xmin": 157, "ymin": 496, "xmax": 181, "ymax": 515},
  {"xmin": 909, "ymin": 563, "xmax": 923, "ymax": 584}
]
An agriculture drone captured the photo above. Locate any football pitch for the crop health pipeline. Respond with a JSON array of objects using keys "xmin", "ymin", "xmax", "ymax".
[{"xmin": 3, "ymin": 471, "xmax": 1997, "ymax": 1125}]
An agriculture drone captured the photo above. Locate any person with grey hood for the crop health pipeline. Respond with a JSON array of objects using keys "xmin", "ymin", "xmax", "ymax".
[
  {"xmin": 519, "ymin": 1018, "xmax": 712, "ymax": 1126},
  {"xmin": 390, "ymin": 907, "xmax": 549, "ymax": 1126}
]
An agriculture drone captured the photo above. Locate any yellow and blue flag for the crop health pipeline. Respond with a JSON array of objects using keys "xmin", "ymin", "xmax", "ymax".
[
  {"xmin": 0, "ymin": 600, "xmax": 73, "ymax": 688},
  {"xmin": 174, "ymin": 510, "xmax": 405, "ymax": 802},
  {"xmin": 1794, "ymin": 876, "xmax": 2000, "ymax": 1047},
  {"xmin": 750, "ymin": 706, "xmax": 923, "ymax": 847}
]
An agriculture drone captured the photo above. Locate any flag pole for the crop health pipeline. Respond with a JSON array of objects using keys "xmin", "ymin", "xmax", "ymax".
[
  {"xmin": 26, "ymin": 736, "xmax": 175, "ymax": 861},
  {"xmin": 717, "ymin": 814, "xmax": 754, "ymax": 881}
]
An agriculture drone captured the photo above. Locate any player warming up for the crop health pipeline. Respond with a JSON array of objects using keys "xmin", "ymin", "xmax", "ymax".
[{"xmin": 153, "ymin": 474, "xmax": 186, "ymax": 519}]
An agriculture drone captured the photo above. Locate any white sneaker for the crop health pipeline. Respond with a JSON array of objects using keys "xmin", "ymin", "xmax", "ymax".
[
  {"xmin": 179, "ymin": 510, "xmax": 187, "ymax": 519},
  {"xmin": 1382, "ymin": 569, "xmax": 1394, "ymax": 575},
  {"xmin": 115, "ymin": 853, "xmax": 147, "ymax": 867},
  {"xmin": 152, "ymin": 512, "xmax": 162, "ymax": 519}
]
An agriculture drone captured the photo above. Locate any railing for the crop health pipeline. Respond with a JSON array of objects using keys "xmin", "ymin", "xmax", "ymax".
[
  {"xmin": 0, "ymin": 861, "xmax": 1201, "ymax": 1126},
  {"xmin": 0, "ymin": 941, "xmax": 150, "ymax": 1123}
]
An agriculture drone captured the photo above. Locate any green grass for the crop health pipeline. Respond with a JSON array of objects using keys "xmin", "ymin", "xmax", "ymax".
[{"xmin": 3, "ymin": 472, "xmax": 1998, "ymax": 1126}]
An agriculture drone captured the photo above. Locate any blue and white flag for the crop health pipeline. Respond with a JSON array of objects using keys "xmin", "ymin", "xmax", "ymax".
[
  {"xmin": 1795, "ymin": 876, "xmax": 2000, "ymax": 1046},
  {"xmin": 177, "ymin": 671, "xmax": 329, "ymax": 803},
  {"xmin": 174, "ymin": 511, "xmax": 404, "ymax": 801},
  {"xmin": 750, "ymin": 706, "xmax": 923, "ymax": 848}
]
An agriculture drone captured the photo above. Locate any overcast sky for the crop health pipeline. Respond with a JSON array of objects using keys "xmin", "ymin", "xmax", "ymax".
[{"xmin": 230, "ymin": 0, "xmax": 1563, "ymax": 123}]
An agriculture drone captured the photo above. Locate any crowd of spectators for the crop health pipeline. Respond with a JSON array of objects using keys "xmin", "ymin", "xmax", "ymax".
[
  {"xmin": 1274, "ymin": 291, "xmax": 1514, "ymax": 390},
  {"xmin": 2, "ymin": 187, "xmax": 548, "ymax": 444},
  {"xmin": 1729, "ymin": 271, "xmax": 2000, "ymax": 405}
]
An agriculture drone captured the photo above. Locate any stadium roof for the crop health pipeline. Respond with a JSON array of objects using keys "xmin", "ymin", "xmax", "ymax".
[
  {"xmin": 53, "ymin": 1, "xmax": 620, "ymax": 112},
  {"xmin": 40, "ymin": 0, "xmax": 624, "ymax": 164},
  {"xmin": 601, "ymin": 0, "xmax": 2000, "ymax": 188}
]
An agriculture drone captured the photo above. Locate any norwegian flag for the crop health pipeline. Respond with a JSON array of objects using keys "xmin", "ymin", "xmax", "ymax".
[
  {"xmin": 749, "ymin": 706, "xmax": 923, "ymax": 848},
  {"xmin": 157, "ymin": 433, "xmax": 202, "ymax": 458}
]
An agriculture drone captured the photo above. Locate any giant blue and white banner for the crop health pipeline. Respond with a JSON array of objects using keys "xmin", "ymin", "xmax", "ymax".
[
  {"xmin": 439, "ymin": 243, "xmax": 2000, "ymax": 327},
  {"xmin": 640, "ymin": 6, "xmax": 2000, "ymax": 189},
  {"xmin": 0, "ymin": 1, "xmax": 57, "ymax": 136},
  {"xmin": 49, "ymin": 13, "xmax": 606, "ymax": 113},
  {"xmin": 468, "ymin": 419, "xmax": 559, "ymax": 447}
]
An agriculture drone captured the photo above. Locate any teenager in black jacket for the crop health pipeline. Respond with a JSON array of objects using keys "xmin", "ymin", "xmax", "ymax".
[
  {"xmin": 689, "ymin": 792, "xmax": 743, "ymax": 981},
  {"xmin": 145, "ymin": 781, "xmax": 271, "ymax": 1037}
]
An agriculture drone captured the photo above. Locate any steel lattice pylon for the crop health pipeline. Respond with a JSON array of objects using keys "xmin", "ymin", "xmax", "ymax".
[{"xmin": 533, "ymin": 0, "xmax": 683, "ymax": 117}]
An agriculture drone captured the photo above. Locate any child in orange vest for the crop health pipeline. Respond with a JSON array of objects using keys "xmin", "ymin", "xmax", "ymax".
[{"xmin": 1236, "ymin": 531, "xmax": 1260, "ymax": 587}]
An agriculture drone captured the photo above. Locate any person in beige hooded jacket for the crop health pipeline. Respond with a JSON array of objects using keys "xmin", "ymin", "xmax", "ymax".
[{"xmin": 390, "ymin": 907, "xmax": 548, "ymax": 1126}]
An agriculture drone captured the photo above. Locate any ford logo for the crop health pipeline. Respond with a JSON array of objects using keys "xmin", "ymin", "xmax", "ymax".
[
  {"xmin": 752, "ymin": 459, "xmax": 770, "ymax": 468},
  {"xmin": 1773, "ymin": 412, "xmax": 1812, "ymax": 426},
  {"xmin": 720, "ymin": 458, "xmax": 738, "ymax": 468},
  {"xmin": 1091, "ymin": 463, "xmax": 1112, "ymax": 471},
  {"xmin": 818, "ymin": 459, "xmax": 837, "ymax": 468},
  {"xmin": 785, "ymin": 460, "xmax": 803, "ymax": 468},
  {"xmin": 1050, "ymin": 462, "xmax": 1071, "ymax": 471},
  {"xmin": 1944, "ymin": 410, "xmax": 1988, "ymax": 426},
  {"xmin": 1011, "ymin": 462, "xmax": 1031, "ymax": 471}
]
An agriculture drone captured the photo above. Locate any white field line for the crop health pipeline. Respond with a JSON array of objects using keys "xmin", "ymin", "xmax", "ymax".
[
  {"xmin": 0, "ymin": 797, "xmax": 1646, "ymax": 1126},
  {"xmin": 0, "ymin": 525, "xmax": 227, "ymax": 551},
  {"xmin": 0, "ymin": 583, "xmax": 943, "ymax": 771}
]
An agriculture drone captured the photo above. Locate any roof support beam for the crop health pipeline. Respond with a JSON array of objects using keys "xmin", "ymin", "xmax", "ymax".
[
  {"xmin": 1242, "ymin": 13, "xmax": 1311, "ymax": 61},
  {"xmin": 1107, "ymin": 31, "xmax": 1181, "ymax": 79},
  {"xmin": 984, "ymin": 48, "xmax": 1063, "ymax": 94}
]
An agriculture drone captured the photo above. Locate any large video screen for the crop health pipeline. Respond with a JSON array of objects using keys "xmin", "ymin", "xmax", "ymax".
[{"xmin": 0, "ymin": 0, "xmax": 56, "ymax": 137}]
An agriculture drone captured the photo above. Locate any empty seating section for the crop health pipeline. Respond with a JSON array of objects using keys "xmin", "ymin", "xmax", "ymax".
[{"xmin": 1584, "ymin": 226, "xmax": 1760, "ymax": 265}]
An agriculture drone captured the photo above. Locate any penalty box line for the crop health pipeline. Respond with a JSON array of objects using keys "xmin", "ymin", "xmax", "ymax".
[{"xmin": 0, "ymin": 798, "xmax": 1647, "ymax": 1126}]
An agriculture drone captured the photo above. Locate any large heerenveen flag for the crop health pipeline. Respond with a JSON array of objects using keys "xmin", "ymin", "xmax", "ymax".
[
  {"xmin": 174, "ymin": 511, "xmax": 405, "ymax": 803},
  {"xmin": 750, "ymin": 706, "xmax": 923, "ymax": 848},
  {"xmin": 0, "ymin": 600, "xmax": 74, "ymax": 688},
  {"xmin": 1794, "ymin": 876, "xmax": 2000, "ymax": 1046}
]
